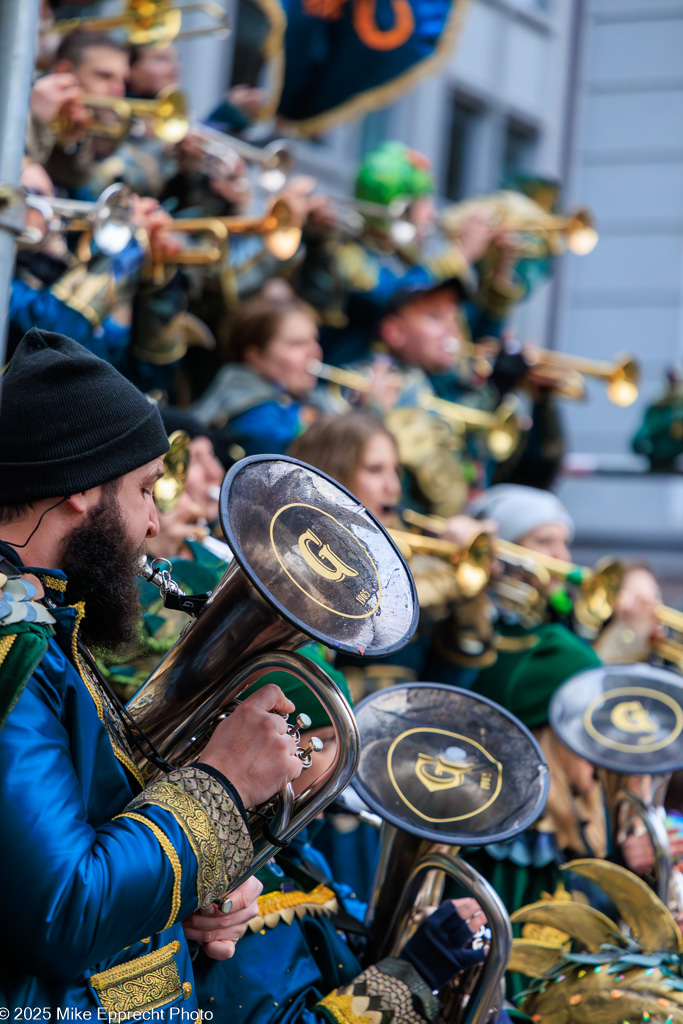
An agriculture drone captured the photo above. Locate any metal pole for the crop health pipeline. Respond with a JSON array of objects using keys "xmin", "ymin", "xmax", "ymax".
[{"xmin": 0, "ymin": 0, "xmax": 42, "ymax": 392}]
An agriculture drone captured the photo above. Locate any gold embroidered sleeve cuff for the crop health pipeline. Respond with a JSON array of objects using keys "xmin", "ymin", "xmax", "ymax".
[
  {"xmin": 125, "ymin": 765, "xmax": 253, "ymax": 909},
  {"xmin": 316, "ymin": 959, "xmax": 440, "ymax": 1024},
  {"xmin": 50, "ymin": 265, "xmax": 117, "ymax": 328}
]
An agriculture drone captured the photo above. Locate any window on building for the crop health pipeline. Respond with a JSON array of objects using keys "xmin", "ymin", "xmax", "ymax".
[
  {"xmin": 502, "ymin": 117, "xmax": 539, "ymax": 182},
  {"xmin": 358, "ymin": 108, "xmax": 391, "ymax": 157},
  {"xmin": 506, "ymin": 0, "xmax": 551, "ymax": 13},
  {"xmin": 444, "ymin": 93, "xmax": 485, "ymax": 201}
]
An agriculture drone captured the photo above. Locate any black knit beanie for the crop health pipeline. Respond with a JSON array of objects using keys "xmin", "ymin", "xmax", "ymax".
[{"xmin": 0, "ymin": 328, "xmax": 169, "ymax": 504}]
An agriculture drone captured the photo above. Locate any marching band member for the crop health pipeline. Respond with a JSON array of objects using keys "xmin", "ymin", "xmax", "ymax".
[
  {"xmin": 8, "ymin": 161, "xmax": 193, "ymax": 396},
  {"xmin": 193, "ymin": 855, "xmax": 497, "ymax": 1024},
  {"xmin": 0, "ymin": 328, "xmax": 304, "ymax": 1016},
  {"xmin": 192, "ymin": 295, "xmax": 326, "ymax": 460},
  {"xmin": 30, "ymin": 31, "xmax": 131, "ymax": 193},
  {"xmin": 339, "ymin": 277, "xmax": 492, "ymax": 515}
]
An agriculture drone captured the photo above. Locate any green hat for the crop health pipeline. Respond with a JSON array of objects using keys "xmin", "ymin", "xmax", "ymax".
[
  {"xmin": 355, "ymin": 141, "xmax": 434, "ymax": 208},
  {"xmin": 473, "ymin": 622, "xmax": 601, "ymax": 729}
]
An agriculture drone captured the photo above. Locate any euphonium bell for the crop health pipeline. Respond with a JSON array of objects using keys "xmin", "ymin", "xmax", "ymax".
[
  {"xmin": 129, "ymin": 455, "xmax": 418, "ymax": 892},
  {"xmin": 550, "ymin": 663, "xmax": 683, "ymax": 910},
  {"xmin": 55, "ymin": 1, "xmax": 230, "ymax": 45},
  {"xmin": 353, "ymin": 683, "xmax": 549, "ymax": 1024}
]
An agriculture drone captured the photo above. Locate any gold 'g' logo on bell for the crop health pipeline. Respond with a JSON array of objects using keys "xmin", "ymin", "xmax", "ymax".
[
  {"xmin": 298, "ymin": 528, "xmax": 360, "ymax": 582},
  {"xmin": 414, "ymin": 752, "xmax": 475, "ymax": 793},
  {"xmin": 610, "ymin": 700, "xmax": 659, "ymax": 737}
]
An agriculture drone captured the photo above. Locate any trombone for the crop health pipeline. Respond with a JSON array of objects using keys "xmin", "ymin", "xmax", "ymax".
[
  {"xmin": 441, "ymin": 190, "xmax": 599, "ymax": 258},
  {"xmin": 146, "ymin": 197, "xmax": 302, "ymax": 278},
  {"xmin": 19, "ymin": 183, "xmax": 133, "ymax": 256},
  {"xmin": 55, "ymin": 85, "xmax": 189, "ymax": 145},
  {"xmin": 55, "ymin": 1, "xmax": 230, "ymax": 45},
  {"xmin": 309, "ymin": 361, "xmax": 524, "ymax": 462},
  {"xmin": 401, "ymin": 508, "xmax": 623, "ymax": 628}
]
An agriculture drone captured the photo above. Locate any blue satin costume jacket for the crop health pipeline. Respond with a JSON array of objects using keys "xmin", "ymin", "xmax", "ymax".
[{"xmin": 0, "ymin": 550, "xmax": 250, "ymax": 1019}]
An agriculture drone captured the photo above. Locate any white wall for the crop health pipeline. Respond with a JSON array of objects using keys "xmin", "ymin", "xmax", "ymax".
[{"xmin": 555, "ymin": 0, "xmax": 683, "ymax": 566}]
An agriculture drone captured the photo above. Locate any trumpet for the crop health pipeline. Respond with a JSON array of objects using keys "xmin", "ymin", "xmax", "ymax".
[
  {"xmin": 147, "ymin": 197, "xmax": 302, "ymax": 276},
  {"xmin": 19, "ymin": 183, "xmax": 133, "ymax": 256},
  {"xmin": 309, "ymin": 361, "xmax": 524, "ymax": 461},
  {"xmin": 441, "ymin": 190, "xmax": 599, "ymax": 258},
  {"xmin": 327, "ymin": 194, "xmax": 417, "ymax": 247},
  {"xmin": 525, "ymin": 348, "xmax": 640, "ymax": 407},
  {"xmin": 388, "ymin": 528, "xmax": 492, "ymax": 599},
  {"xmin": 401, "ymin": 507, "xmax": 623, "ymax": 628},
  {"xmin": 55, "ymin": 1, "xmax": 230, "ymax": 45},
  {"xmin": 190, "ymin": 124, "xmax": 294, "ymax": 192},
  {"xmin": 127, "ymin": 453, "xmax": 418, "ymax": 893},
  {"xmin": 55, "ymin": 85, "xmax": 189, "ymax": 145}
]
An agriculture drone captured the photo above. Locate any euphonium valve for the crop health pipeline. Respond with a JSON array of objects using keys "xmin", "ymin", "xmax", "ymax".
[{"xmin": 128, "ymin": 455, "xmax": 418, "ymax": 891}]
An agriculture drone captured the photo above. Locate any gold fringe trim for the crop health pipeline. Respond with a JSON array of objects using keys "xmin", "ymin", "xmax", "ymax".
[
  {"xmin": 248, "ymin": 883, "xmax": 338, "ymax": 931},
  {"xmin": 69, "ymin": 602, "xmax": 145, "ymax": 788},
  {"xmin": 276, "ymin": 0, "xmax": 473, "ymax": 137},
  {"xmin": 117, "ymin": 812, "xmax": 182, "ymax": 931},
  {"xmin": 252, "ymin": 0, "xmax": 288, "ymax": 121},
  {"xmin": 0, "ymin": 633, "xmax": 17, "ymax": 668},
  {"xmin": 41, "ymin": 574, "xmax": 67, "ymax": 592}
]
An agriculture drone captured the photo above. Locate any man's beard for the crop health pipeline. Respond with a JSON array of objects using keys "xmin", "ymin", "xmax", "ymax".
[{"xmin": 59, "ymin": 497, "xmax": 145, "ymax": 657}]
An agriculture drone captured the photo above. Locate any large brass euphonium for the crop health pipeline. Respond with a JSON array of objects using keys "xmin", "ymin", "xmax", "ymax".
[
  {"xmin": 129, "ymin": 455, "xmax": 418, "ymax": 892},
  {"xmin": 352, "ymin": 684, "xmax": 549, "ymax": 1024},
  {"xmin": 550, "ymin": 663, "xmax": 683, "ymax": 910}
]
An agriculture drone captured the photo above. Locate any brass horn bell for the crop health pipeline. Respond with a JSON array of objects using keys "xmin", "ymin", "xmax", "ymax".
[
  {"xmin": 550, "ymin": 663, "xmax": 683, "ymax": 908},
  {"xmin": 354, "ymin": 683, "xmax": 549, "ymax": 1024},
  {"xmin": 153, "ymin": 430, "xmax": 191, "ymax": 514},
  {"xmin": 129, "ymin": 455, "xmax": 419, "ymax": 892}
]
